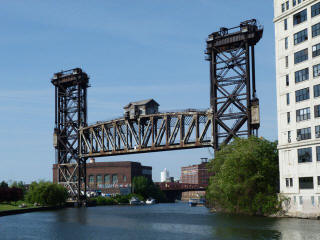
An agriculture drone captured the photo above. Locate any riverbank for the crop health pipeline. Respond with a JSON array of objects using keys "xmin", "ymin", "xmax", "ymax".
[{"xmin": 0, "ymin": 205, "xmax": 67, "ymax": 217}]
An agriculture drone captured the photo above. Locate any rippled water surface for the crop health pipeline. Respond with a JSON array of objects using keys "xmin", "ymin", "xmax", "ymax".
[{"xmin": 0, "ymin": 203, "xmax": 320, "ymax": 240}]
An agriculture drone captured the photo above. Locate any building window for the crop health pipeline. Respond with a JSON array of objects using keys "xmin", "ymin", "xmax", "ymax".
[
  {"xmin": 296, "ymin": 107, "xmax": 310, "ymax": 122},
  {"xmin": 312, "ymin": 196, "xmax": 315, "ymax": 206},
  {"xmin": 295, "ymin": 87, "xmax": 309, "ymax": 102},
  {"xmin": 313, "ymin": 64, "xmax": 320, "ymax": 77},
  {"xmin": 315, "ymin": 105, "xmax": 320, "ymax": 117},
  {"xmin": 312, "ymin": 43, "xmax": 320, "ymax": 58},
  {"xmin": 96, "ymin": 175, "xmax": 102, "ymax": 187},
  {"xmin": 286, "ymin": 1, "xmax": 289, "ymax": 10},
  {"xmin": 112, "ymin": 174, "xmax": 118, "ymax": 184},
  {"xmin": 312, "ymin": 2, "xmax": 320, "ymax": 18},
  {"xmin": 295, "ymin": 68, "xmax": 309, "ymax": 83},
  {"xmin": 314, "ymin": 84, "xmax": 320, "ymax": 97},
  {"xmin": 318, "ymin": 176, "xmax": 320, "ymax": 185},
  {"xmin": 288, "ymin": 131, "xmax": 291, "ymax": 142},
  {"xmin": 294, "ymin": 49, "xmax": 308, "ymax": 64},
  {"xmin": 294, "ymin": 29, "xmax": 308, "ymax": 45},
  {"xmin": 315, "ymin": 126, "xmax": 320, "ymax": 139},
  {"xmin": 293, "ymin": 9, "xmax": 307, "ymax": 25},
  {"xmin": 284, "ymin": 19, "xmax": 288, "ymax": 30},
  {"xmin": 299, "ymin": 196, "xmax": 303, "ymax": 204},
  {"xmin": 286, "ymin": 178, "xmax": 293, "ymax": 187},
  {"xmin": 104, "ymin": 174, "xmax": 110, "ymax": 184},
  {"xmin": 287, "ymin": 93, "xmax": 290, "ymax": 105},
  {"xmin": 299, "ymin": 177, "xmax": 314, "ymax": 189},
  {"xmin": 297, "ymin": 127, "xmax": 311, "ymax": 141},
  {"xmin": 89, "ymin": 175, "xmax": 94, "ymax": 185},
  {"xmin": 287, "ymin": 112, "xmax": 291, "ymax": 123},
  {"xmin": 286, "ymin": 74, "xmax": 289, "ymax": 86},
  {"xmin": 123, "ymin": 175, "xmax": 127, "ymax": 182},
  {"xmin": 285, "ymin": 56, "xmax": 289, "ymax": 67},
  {"xmin": 294, "ymin": 196, "xmax": 296, "ymax": 204},
  {"xmin": 317, "ymin": 146, "xmax": 320, "ymax": 160},
  {"xmin": 298, "ymin": 147, "xmax": 312, "ymax": 163},
  {"xmin": 282, "ymin": 3, "xmax": 285, "ymax": 12},
  {"xmin": 312, "ymin": 23, "xmax": 320, "ymax": 37},
  {"xmin": 293, "ymin": 0, "xmax": 296, "ymax": 7},
  {"xmin": 285, "ymin": 37, "xmax": 288, "ymax": 49}
]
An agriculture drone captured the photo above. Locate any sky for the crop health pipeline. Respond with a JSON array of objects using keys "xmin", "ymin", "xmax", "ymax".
[{"xmin": 0, "ymin": 0, "xmax": 276, "ymax": 183}]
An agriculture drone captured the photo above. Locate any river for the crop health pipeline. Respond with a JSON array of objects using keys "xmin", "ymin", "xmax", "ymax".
[{"xmin": 0, "ymin": 203, "xmax": 319, "ymax": 240}]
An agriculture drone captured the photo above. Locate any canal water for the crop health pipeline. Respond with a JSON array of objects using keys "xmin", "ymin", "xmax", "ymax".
[{"xmin": 0, "ymin": 203, "xmax": 320, "ymax": 240}]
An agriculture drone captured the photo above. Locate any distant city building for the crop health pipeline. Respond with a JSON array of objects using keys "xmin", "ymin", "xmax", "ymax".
[
  {"xmin": 124, "ymin": 99, "xmax": 159, "ymax": 119},
  {"xmin": 53, "ymin": 160, "xmax": 152, "ymax": 195},
  {"xmin": 274, "ymin": 0, "xmax": 320, "ymax": 217},
  {"xmin": 180, "ymin": 159, "xmax": 212, "ymax": 186},
  {"xmin": 160, "ymin": 168, "xmax": 170, "ymax": 182}
]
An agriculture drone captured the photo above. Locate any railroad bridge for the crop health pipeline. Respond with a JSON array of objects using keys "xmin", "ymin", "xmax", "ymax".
[{"xmin": 52, "ymin": 19, "xmax": 263, "ymax": 202}]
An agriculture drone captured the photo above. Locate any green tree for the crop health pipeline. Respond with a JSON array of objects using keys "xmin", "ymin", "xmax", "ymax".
[
  {"xmin": 25, "ymin": 181, "xmax": 68, "ymax": 206},
  {"xmin": 0, "ymin": 181, "xmax": 8, "ymax": 188},
  {"xmin": 206, "ymin": 136, "xmax": 280, "ymax": 215},
  {"xmin": 132, "ymin": 176, "xmax": 166, "ymax": 202}
]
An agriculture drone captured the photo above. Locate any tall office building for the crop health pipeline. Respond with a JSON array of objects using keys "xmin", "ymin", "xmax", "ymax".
[{"xmin": 274, "ymin": 0, "xmax": 320, "ymax": 217}]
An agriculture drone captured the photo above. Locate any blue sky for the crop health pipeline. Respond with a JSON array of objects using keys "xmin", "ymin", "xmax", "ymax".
[{"xmin": 0, "ymin": 0, "xmax": 276, "ymax": 183}]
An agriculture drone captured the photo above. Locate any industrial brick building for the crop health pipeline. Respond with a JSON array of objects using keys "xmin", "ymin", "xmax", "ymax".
[
  {"xmin": 53, "ymin": 160, "xmax": 152, "ymax": 195},
  {"xmin": 180, "ymin": 160, "xmax": 212, "ymax": 186}
]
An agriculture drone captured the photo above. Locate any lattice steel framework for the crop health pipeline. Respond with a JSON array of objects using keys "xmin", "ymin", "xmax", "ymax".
[
  {"xmin": 52, "ymin": 68, "xmax": 88, "ymax": 202},
  {"xmin": 205, "ymin": 19, "xmax": 263, "ymax": 149},
  {"xmin": 79, "ymin": 111, "xmax": 213, "ymax": 158}
]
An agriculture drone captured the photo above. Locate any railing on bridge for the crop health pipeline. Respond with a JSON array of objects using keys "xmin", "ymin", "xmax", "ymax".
[
  {"xmin": 156, "ymin": 182, "xmax": 207, "ymax": 191},
  {"xmin": 79, "ymin": 110, "xmax": 213, "ymax": 158}
]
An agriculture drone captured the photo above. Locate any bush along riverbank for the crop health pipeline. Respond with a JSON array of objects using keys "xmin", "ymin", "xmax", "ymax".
[
  {"xmin": 206, "ymin": 136, "xmax": 284, "ymax": 216},
  {"xmin": 89, "ymin": 194, "xmax": 144, "ymax": 206}
]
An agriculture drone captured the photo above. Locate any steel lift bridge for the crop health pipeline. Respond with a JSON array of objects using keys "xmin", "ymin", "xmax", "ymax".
[{"xmin": 52, "ymin": 19, "xmax": 263, "ymax": 203}]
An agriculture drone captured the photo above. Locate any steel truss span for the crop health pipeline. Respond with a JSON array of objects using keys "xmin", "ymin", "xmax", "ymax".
[{"xmin": 79, "ymin": 111, "xmax": 213, "ymax": 158}]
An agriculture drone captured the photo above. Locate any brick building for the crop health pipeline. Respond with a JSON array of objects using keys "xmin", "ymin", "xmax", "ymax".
[
  {"xmin": 53, "ymin": 160, "xmax": 152, "ymax": 195},
  {"xmin": 180, "ymin": 161, "xmax": 212, "ymax": 186}
]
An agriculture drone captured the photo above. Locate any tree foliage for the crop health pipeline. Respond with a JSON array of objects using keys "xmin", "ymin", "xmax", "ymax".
[
  {"xmin": 206, "ymin": 136, "xmax": 280, "ymax": 215},
  {"xmin": 25, "ymin": 181, "xmax": 68, "ymax": 206},
  {"xmin": 132, "ymin": 176, "xmax": 166, "ymax": 202}
]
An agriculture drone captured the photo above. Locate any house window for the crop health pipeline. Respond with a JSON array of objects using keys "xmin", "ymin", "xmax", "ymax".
[
  {"xmin": 287, "ymin": 93, "xmax": 290, "ymax": 105},
  {"xmin": 89, "ymin": 175, "xmax": 95, "ymax": 185},
  {"xmin": 317, "ymin": 146, "xmax": 320, "ymax": 160},
  {"xmin": 294, "ymin": 48, "xmax": 308, "ymax": 64},
  {"xmin": 312, "ymin": 43, "xmax": 320, "ymax": 57},
  {"xmin": 313, "ymin": 64, "xmax": 320, "ymax": 77},
  {"xmin": 293, "ymin": 9, "xmax": 307, "ymax": 25},
  {"xmin": 284, "ymin": 19, "xmax": 288, "ymax": 30},
  {"xmin": 286, "ymin": 178, "xmax": 293, "ymax": 187},
  {"xmin": 295, "ymin": 87, "xmax": 309, "ymax": 102},
  {"xmin": 296, "ymin": 107, "xmax": 310, "ymax": 122},
  {"xmin": 315, "ymin": 126, "xmax": 320, "ymax": 139},
  {"xmin": 298, "ymin": 147, "xmax": 312, "ymax": 163},
  {"xmin": 311, "ymin": 2, "xmax": 320, "ymax": 17},
  {"xmin": 96, "ymin": 175, "xmax": 102, "ymax": 187},
  {"xmin": 314, "ymin": 84, "xmax": 320, "ymax": 97},
  {"xmin": 297, "ymin": 127, "xmax": 311, "ymax": 141},
  {"xmin": 312, "ymin": 23, "xmax": 320, "ymax": 37},
  {"xmin": 112, "ymin": 174, "xmax": 118, "ymax": 184},
  {"xmin": 295, "ymin": 68, "xmax": 309, "ymax": 83},
  {"xmin": 288, "ymin": 131, "xmax": 291, "ymax": 142},
  {"xmin": 315, "ymin": 105, "xmax": 320, "ymax": 118},
  {"xmin": 287, "ymin": 112, "xmax": 291, "ymax": 123},
  {"xmin": 299, "ymin": 177, "xmax": 314, "ymax": 189},
  {"xmin": 285, "ymin": 37, "xmax": 288, "ymax": 49},
  {"xmin": 104, "ymin": 174, "xmax": 110, "ymax": 184},
  {"xmin": 286, "ymin": 74, "xmax": 289, "ymax": 86},
  {"xmin": 294, "ymin": 29, "xmax": 308, "ymax": 45}
]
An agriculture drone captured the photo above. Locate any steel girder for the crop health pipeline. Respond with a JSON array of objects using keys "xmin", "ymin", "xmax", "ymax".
[
  {"xmin": 52, "ymin": 69, "xmax": 88, "ymax": 202},
  {"xmin": 79, "ymin": 111, "xmax": 213, "ymax": 158}
]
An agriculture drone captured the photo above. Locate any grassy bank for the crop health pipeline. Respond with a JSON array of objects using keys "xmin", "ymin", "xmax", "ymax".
[{"xmin": 0, "ymin": 202, "xmax": 37, "ymax": 212}]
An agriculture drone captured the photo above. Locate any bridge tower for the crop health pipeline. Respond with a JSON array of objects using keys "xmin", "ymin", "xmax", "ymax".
[
  {"xmin": 205, "ymin": 19, "xmax": 263, "ymax": 150},
  {"xmin": 52, "ymin": 68, "xmax": 89, "ymax": 203}
]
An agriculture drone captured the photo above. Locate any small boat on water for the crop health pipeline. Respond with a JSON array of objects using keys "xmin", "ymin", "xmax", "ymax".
[
  {"xmin": 188, "ymin": 198, "xmax": 198, "ymax": 207},
  {"xmin": 130, "ymin": 197, "xmax": 142, "ymax": 205},
  {"xmin": 145, "ymin": 198, "xmax": 156, "ymax": 205}
]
